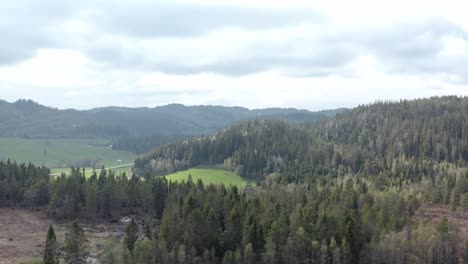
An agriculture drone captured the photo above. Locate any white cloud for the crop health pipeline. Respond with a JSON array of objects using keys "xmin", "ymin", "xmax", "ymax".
[{"xmin": 0, "ymin": 0, "xmax": 467, "ymax": 110}]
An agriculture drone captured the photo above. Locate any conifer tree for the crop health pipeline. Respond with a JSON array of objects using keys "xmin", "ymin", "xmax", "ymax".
[
  {"xmin": 64, "ymin": 222, "xmax": 89, "ymax": 264},
  {"xmin": 124, "ymin": 219, "xmax": 139, "ymax": 252},
  {"xmin": 43, "ymin": 225, "xmax": 59, "ymax": 264}
]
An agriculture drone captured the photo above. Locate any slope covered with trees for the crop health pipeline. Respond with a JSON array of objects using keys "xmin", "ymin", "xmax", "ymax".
[
  {"xmin": 1, "ymin": 96, "xmax": 467, "ymax": 263},
  {"xmin": 1, "ymin": 160, "xmax": 466, "ymax": 263},
  {"xmin": 0, "ymin": 99, "xmax": 342, "ymax": 154},
  {"xmin": 136, "ymin": 96, "xmax": 468, "ymax": 185}
]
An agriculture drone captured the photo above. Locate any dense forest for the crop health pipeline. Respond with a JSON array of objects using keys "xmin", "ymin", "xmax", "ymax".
[
  {"xmin": 112, "ymin": 135, "xmax": 187, "ymax": 154},
  {"xmin": 136, "ymin": 96, "xmax": 468, "ymax": 183},
  {"xmin": 0, "ymin": 99, "xmax": 342, "ymax": 154},
  {"xmin": 1, "ymin": 96, "xmax": 467, "ymax": 263},
  {"xmin": 0, "ymin": 159, "xmax": 466, "ymax": 263}
]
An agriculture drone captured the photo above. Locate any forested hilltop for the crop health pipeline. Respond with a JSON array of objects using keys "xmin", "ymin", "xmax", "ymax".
[
  {"xmin": 0, "ymin": 99, "xmax": 342, "ymax": 153},
  {"xmin": 136, "ymin": 96, "xmax": 468, "ymax": 182}
]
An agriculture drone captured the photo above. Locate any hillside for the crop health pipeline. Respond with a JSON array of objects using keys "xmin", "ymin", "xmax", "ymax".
[
  {"xmin": 136, "ymin": 96, "xmax": 468, "ymax": 183},
  {"xmin": 0, "ymin": 99, "xmax": 344, "ymax": 154},
  {"xmin": 1, "ymin": 97, "xmax": 467, "ymax": 263},
  {"xmin": 0, "ymin": 99, "xmax": 342, "ymax": 139}
]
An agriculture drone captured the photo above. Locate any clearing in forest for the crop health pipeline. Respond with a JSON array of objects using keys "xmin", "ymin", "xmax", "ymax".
[
  {"xmin": 413, "ymin": 205, "xmax": 468, "ymax": 261},
  {"xmin": 165, "ymin": 166, "xmax": 252, "ymax": 187},
  {"xmin": 0, "ymin": 208, "xmax": 126, "ymax": 264}
]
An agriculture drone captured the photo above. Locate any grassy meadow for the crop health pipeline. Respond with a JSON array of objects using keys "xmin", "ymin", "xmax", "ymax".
[
  {"xmin": 165, "ymin": 166, "xmax": 251, "ymax": 187},
  {"xmin": 50, "ymin": 163, "xmax": 134, "ymax": 176},
  {"xmin": 0, "ymin": 138, "xmax": 251, "ymax": 185},
  {"xmin": 0, "ymin": 138, "xmax": 136, "ymax": 170}
]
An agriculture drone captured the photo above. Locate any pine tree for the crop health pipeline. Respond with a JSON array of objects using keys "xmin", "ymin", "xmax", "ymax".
[
  {"xmin": 124, "ymin": 219, "xmax": 139, "ymax": 252},
  {"xmin": 64, "ymin": 222, "xmax": 89, "ymax": 264},
  {"xmin": 43, "ymin": 225, "xmax": 59, "ymax": 264}
]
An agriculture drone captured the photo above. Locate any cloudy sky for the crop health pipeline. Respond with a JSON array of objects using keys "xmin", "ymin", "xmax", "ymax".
[{"xmin": 1, "ymin": 0, "xmax": 468, "ymax": 110}]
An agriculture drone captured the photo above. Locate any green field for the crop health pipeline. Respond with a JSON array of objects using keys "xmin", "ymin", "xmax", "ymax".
[
  {"xmin": 165, "ymin": 166, "xmax": 251, "ymax": 187},
  {"xmin": 0, "ymin": 138, "xmax": 136, "ymax": 169}
]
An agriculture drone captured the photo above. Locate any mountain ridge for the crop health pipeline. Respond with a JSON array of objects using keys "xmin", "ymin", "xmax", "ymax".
[{"xmin": 0, "ymin": 99, "xmax": 345, "ymax": 153}]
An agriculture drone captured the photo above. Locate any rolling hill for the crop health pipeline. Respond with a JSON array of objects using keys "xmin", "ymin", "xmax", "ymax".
[
  {"xmin": 0, "ymin": 99, "xmax": 344, "ymax": 139},
  {"xmin": 0, "ymin": 99, "xmax": 345, "ymax": 154},
  {"xmin": 136, "ymin": 96, "xmax": 468, "ymax": 182}
]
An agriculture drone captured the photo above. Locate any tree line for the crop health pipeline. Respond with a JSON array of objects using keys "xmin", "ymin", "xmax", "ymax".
[{"xmin": 112, "ymin": 134, "xmax": 187, "ymax": 154}]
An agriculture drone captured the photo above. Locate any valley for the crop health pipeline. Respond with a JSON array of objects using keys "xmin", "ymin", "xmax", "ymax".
[
  {"xmin": 3, "ymin": 1, "xmax": 468, "ymax": 262},
  {"xmin": 0, "ymin": 97, "xmax": 467, "ymax": 263}
]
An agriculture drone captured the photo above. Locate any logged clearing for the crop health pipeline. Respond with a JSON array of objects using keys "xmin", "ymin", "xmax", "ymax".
[
  {"xmin": 50, "ymin": 163, "xmax": 134, "ymax": 177},
  {"xmin": 0, "ymin": 208, "xmax": 125, "ymax": 264},
  {"xmin": 413, "ymin": 205, "xmax": 468, "ymax": 261},
  {"xmin": 165, "ymin": 166, "xmax": 252, "ymax": 187}
]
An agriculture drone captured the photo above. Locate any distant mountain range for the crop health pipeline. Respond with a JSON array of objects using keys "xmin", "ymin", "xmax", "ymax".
[{"xmin": 0, "ymin": 98, "xmax": 345, "ymax": 141}]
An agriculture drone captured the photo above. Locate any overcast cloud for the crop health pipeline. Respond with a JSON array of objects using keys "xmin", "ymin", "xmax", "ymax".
[{"xmin": 0, "ymin": 0, "xmax": 467, "ymax": 110}]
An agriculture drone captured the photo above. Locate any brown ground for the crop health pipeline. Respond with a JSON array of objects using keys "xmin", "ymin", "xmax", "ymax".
[
  {"xmin": 413, "ymin": 204, "xmax": 468, "ymax": 263},
  {"xmin": 1, "ymin": 205, "xmax": 466, "ymax": 263},
  {"xmin": 0, "ymin": 208, "xmax": 125, "ymax": 264}
]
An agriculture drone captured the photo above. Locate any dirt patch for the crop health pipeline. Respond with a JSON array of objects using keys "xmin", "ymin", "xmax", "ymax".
[{"xmin": 0, "ymin": 208, "xmax": 125, "ymax": 264}]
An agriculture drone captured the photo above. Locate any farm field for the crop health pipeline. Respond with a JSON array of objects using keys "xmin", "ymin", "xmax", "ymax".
[
  {"xmin": 165, "ymin": 166, "xmax": 252, "ymax": 187},
  {"xmin": 0, "ymin": 137, "xmax": 136, "ymax": 169}
]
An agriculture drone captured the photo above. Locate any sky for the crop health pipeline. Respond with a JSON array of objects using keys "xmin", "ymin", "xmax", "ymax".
[{"xmin": 1, "ymin": 0, "xmax": 468, "ymax": 110}]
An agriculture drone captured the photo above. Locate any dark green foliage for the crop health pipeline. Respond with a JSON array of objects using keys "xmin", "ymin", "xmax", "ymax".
[
  {"xmin": 124, "ymin": 219, "xmax": 139, "ymax": 252},
  {"xmin": 0, "ymin": 159, "xmax": 50, "ymax": 207},
  {"xmin": 0, "ymin": 161, "xmax": 465, "ymax": 263},
  {"xmin": 135, "ymin": 119, "xmax": 329, "ymax": 178},
  {"xmin": 43, "ymin": 225, "xmax": 59, "ymax": 264},
  {"xmin": 64, "ymin": 222, "xmax": 89, "ymax": 264},
  {"xmin": 0, "ymin": 99, "xmax": 339, "ymax": 150},
  {"xmin": 112, "ymin": 135, "xmax": 186, "ymax": 154},
  {"xmin": 136, "ymin": 96, "xmax": 468, "ymax": 185}
]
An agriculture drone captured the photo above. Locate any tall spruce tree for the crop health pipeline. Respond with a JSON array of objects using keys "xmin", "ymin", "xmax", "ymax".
[
  {"xmin": 64, "ymin": 222, "xmax": 89, "ymax": 264},
  {"xmin": 43, "ymin": 225, "xmax": 59, "ymax": 264}
]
